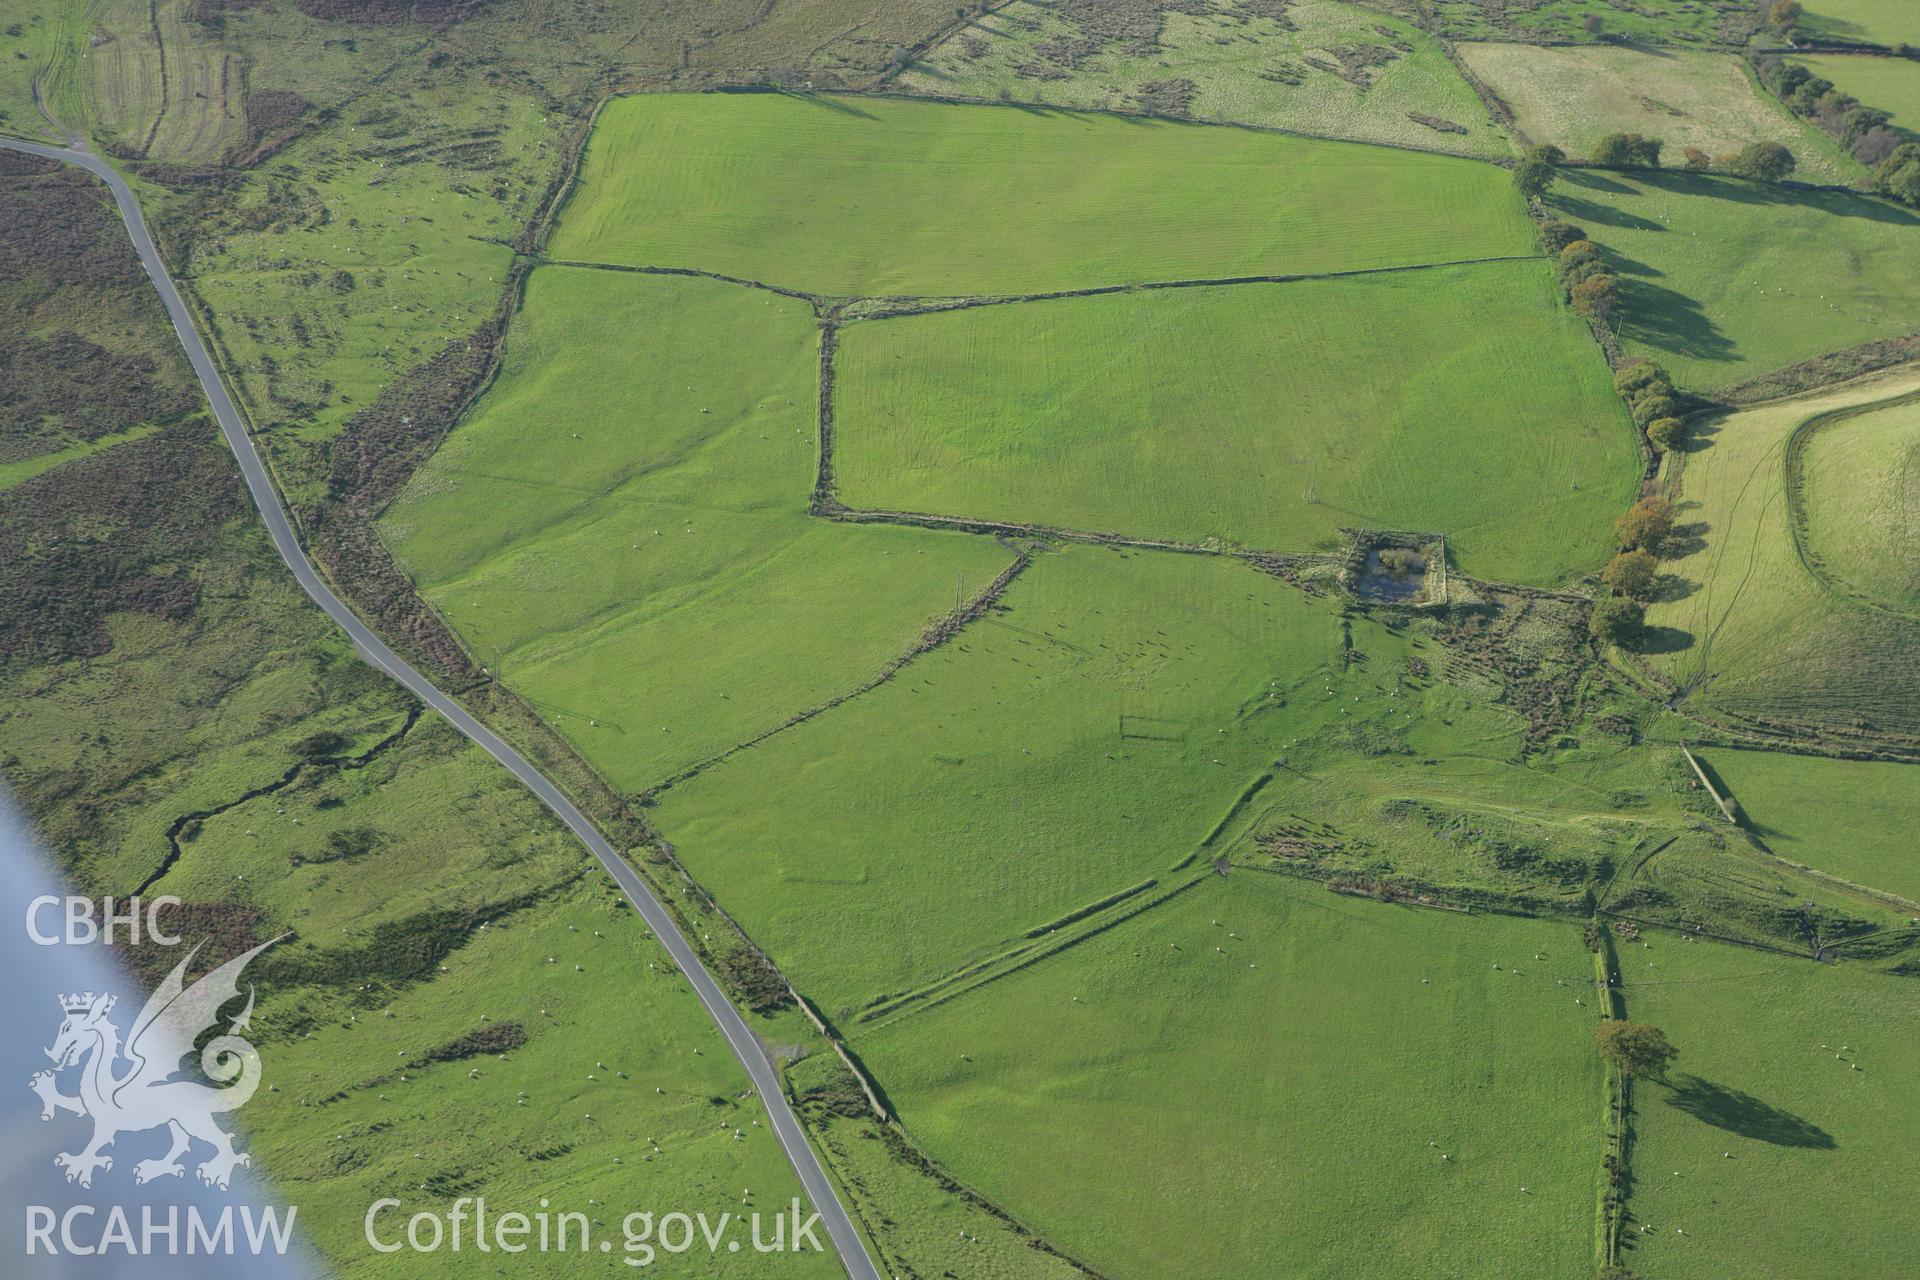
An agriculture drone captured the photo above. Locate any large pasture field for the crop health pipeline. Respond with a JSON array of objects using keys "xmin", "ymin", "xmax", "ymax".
[
  {"xmin": 834, "ymin": 260, "xmax": 1638, "ymax": 584},
  {"xmin": 381, "ymin": 267, "xmax": 1010, "ymax": 793},
  {"xmin": 851, "ymin": 875, "xmax": 1603, "ymax": 1279},
  {"xmin": 1694, "ymin": 747, "xmax": 1920, "ymax": 904},
  {"xmin": 1644, "ymin": 366, "xmax": 1920, "ymax": 746},
  {"xmin": 899, "ymin": 0, "xmax": 1510, "ymax": 158},
  {"xmin": 549, "ymin": 93, "xmax": 1534, "ymax": 296},
  {"xmin": 649, "ymin": 545, "xmax": 1360, "ymax": 1013},
  {"xmin": 1618, "ymin": 938, "xmax": 1920, "ymax": 1280},
  {"xmin": 1460, "ymin": 44, "xmax": 1860, "ymax": 183},
  {"xmin": 1546, "ymin": 169, "xmax": 1920, "ymax": 390}
]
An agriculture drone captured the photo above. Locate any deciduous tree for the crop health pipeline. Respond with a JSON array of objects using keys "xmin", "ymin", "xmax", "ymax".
[
  {"xmin": 1571, "ymin": 274, "xmax": 1619, "ymax": 322},
  {"xmin": 1726, "ymin": 140, "xmax": 1796, "ymax": 182},
  {"xmin": 1601, "ymin": 549, "xmax": 1659, "ymax": 599},
  {"xmin": 1616, "ymin": 496, "xmax": 1675, "ymax": 552},
  {"xmin": 1594, "ymin": 1021, "xmax": 1678, "ymax": 1080},
  {"xmin": 1646, "ymin": 416, "xmax": 1685, "ymax": 452},
  {"xmin": 1589, "ymin": 598, "xmax": 1646, "ymax": 647}
]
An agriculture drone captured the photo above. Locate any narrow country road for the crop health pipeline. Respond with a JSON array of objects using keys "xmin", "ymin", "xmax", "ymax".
[{"xmin": 2, "ymin": 136, "xmax": 882, "ymax": 1280}]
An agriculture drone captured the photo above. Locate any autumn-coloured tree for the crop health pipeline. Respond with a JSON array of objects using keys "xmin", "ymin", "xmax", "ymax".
[
  {"xmin": 1616, "ymin": 496, "xmax": 1675, "ymax": 552},
  {"xmin": 1571, "ymin": 274, "xmax": 1619, "ymax": 322},
  {"xmin": 1601, "ymin": 549, "xmax": 1659, "ymax": 600}
]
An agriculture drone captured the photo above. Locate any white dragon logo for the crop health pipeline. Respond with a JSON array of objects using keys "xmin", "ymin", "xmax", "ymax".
[{"xmin": 27, "ymin": 937, "xmax": 280, "ymax": 1190}]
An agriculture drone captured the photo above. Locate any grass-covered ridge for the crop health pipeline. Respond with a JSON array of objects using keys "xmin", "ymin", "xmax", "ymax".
[
  {"xmin": 549, "ymin": 92, "xmax": 1535, "ymax": 296},
  {"xmin": 834, "ymin": 260, "xmax": 1638, "ymax": 586},
  {"xmin": 1644, "ymin": 366, "xmax": 1920, "ymax": 749},
  {"xmin": 1793, "ymin": 393, "xmax": 1919, "ymax": 613}
]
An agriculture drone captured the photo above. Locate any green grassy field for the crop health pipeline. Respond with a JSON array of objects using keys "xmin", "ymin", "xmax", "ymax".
[
  {"xmin": 1459, "ymin": 45, "xmax": 1861, "ymax": 183},
  {"xmin": 549, "ymin": 92, "xmax": 1535, "ymax": 297},
  {"xmin": 1645, "ymin": 366, "xmax": 1920, "ymax": 746},
  {"xmin": 1795, "ymin": 0, "xmax": 1917, "ymax": 47},
  {"xmin": 850, "ymin": 874, "xmax": 1603, "ymax": 1279},
  {"xmin": 1693, "ymin": 747, "xmax": 1920, "ymax": 904},
  {"xmin": 1794, "ymin": 393, "xmax": 1918, "ymax": 611},
  {"xmin": 649, "ymin": 545, "xmax": 1367, "ymax": 1013},
  {"xmin": 1789, "ymin": 52, "xmax": 1920, "ymax": 136},
  {"xmin": 380, "ymin": 267, "xmax": 1011, "ymax": 794},
  {"xmin": 897, "ymin": 0, "xmax": 1510, "ymax": 158},
  {"xmin": 834, "ymin": 260, "xmax": 1638, "ymax": 586},
  {"xmin": 1545, "ymin": 168, "xmax": 1920, "ymax": 390},
  {"xmin": 1618, "ymin": 938, "xmax": 1920, "ymax": 1280}
]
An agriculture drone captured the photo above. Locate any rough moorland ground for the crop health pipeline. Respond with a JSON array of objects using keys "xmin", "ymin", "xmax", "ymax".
[
  {"xmin": 1428, "ymin": 0, "xmax": 1760, "ymax": 45},
  {"xmin": 896, "ymin": 0, "xmax": 1512, "ymax": 158},
  {"xmin": 0, "ymin": 155, "xmax": 197, "ymax": 471}
]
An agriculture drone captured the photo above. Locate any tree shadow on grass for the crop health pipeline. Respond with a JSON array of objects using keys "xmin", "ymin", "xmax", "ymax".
[
  {"xmin": 775, "ymin": 91, "xmax": 880, "ymax": 120},
  {"xmin": 1616, "ymin": 278, "xmax": 1736, "ymax": 367},
  {"xmin": 1548, "ymin": 192, "xmax": 1666, "ymax": 232},
  {"xmin": 1660, "ymin": 521, "xmax": 1710, "ymax": 560},
  {"xmin": 1652, "ymin": 573, "xmax": 1698, "ymax": 603},
  {"xmin": 1599, "ymin": 247, "xmax": 1665, "ymax": 279},
  {"xmin": 1637, "ymin": 624, "xmax": 1695, "ymax": 655},
  {"xmin": 1629, "ymin": 171, "xmax": 1920, "ymax": 228},
  {"xmin": 1662, "ymin": 1074, "xmax": 1836, "ymax": 1149},
  {"xmin": 1679, "ymin": 416, "xmax": 1726, "ymax": 454},
  {"xmin": 1560, "ymin": 168, "xmax": 1640, "ymax": 197}
]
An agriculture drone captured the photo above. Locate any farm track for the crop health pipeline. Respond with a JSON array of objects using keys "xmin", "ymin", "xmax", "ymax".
[{"xmin": 2, "ymin": 135, "xmax": 883, "ymax": 1280}]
